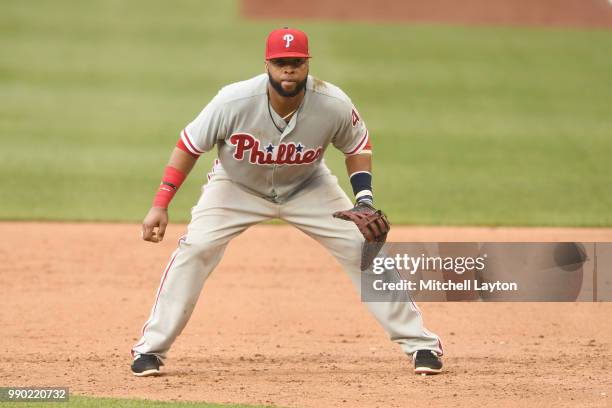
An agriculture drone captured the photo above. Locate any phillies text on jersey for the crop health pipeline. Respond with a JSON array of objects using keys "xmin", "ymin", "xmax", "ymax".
[{"xmin": 229, "ymin": 133, "xmax": 323, "ymax": 165}]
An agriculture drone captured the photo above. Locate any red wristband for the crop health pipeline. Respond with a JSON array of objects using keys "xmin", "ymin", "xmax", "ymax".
[{"xmin": 152, "ymin": 166, "xmax": 187, "ymax": 208}]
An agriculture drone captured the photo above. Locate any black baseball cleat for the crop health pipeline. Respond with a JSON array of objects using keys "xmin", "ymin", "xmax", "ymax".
[
  {"xmin": 413, "ymin": 350, "xmax": 443, "ymax": 375},
  {"xmin": 131, "ymin": 354, "xmax": 163, "ymax": 377}
]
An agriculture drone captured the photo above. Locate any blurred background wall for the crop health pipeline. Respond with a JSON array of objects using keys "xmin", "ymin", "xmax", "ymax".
[{"xmin": 242, "ymin": 0, "xmax": 612, "ymax": 28}]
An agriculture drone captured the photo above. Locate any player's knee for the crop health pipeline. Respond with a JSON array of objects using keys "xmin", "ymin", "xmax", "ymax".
[
  {"xmin": 347, "ymin": 229, "xmax": 366, "ymax": 249},
  {"xmin": 333, "ymin": 230, "xmax": 365, "ymax": 264}
]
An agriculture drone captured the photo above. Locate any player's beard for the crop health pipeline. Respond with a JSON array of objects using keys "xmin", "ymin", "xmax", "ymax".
[{"xmin": 267, "ymin": 71, "xmax": 308, "ymax": 97}]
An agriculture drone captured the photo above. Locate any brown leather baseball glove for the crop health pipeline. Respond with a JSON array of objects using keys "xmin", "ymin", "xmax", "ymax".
[
  {"xmin": 333, "ymin": 202, "xmax": 390, "ymax": 242},
  {"xmin": 333, "ymin": 203, "xmax": 391, "ymax": 270}
]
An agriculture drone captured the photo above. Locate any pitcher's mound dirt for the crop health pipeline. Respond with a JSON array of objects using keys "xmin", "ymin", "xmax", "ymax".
[{"xmin": 1, "ymin": 223, "xmax": 611, "ymax": 407}]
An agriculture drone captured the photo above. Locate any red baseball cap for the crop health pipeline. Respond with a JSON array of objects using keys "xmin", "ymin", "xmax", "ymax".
[{"xmin": 265, "ymin": 27, "xmax": 310, "ymax": 60}]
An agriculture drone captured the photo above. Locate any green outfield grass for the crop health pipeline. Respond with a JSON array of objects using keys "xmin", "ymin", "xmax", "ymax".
[
  {"xmin": 1, "ymin": 0, "xmax": 611, "ymax": 225},
  {"xmin": 0, "ymin": 395, "xmax": 270, "ymax": 408}
]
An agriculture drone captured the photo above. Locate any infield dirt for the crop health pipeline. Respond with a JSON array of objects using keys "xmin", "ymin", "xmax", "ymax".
[{"xmin": 2, "ymin": 223, "xmax": 611, "ymax": 408}]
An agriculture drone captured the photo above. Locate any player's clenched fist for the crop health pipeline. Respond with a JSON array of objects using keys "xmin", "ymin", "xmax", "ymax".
[{"xmin": 142, "ymin": 207, "xmax": 169, "ymax": 243}]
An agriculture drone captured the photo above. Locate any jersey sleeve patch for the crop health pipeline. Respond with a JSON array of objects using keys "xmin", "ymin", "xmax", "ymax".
[
  {"xmin": 180, "ymin": 129, "xmax": 205, "ymax": 156},
  {"xmin": 351, "ymin": 108, "xmax": 360, "ymax": 127}
]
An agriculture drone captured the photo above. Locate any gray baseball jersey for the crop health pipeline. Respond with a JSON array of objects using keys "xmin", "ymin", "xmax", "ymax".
[
  {"xmin": 132, "ymin": 73, "xmax": 442, "ymax": 365},
  {"xmin": 180, "ymin": 74, "xmax": 370, "ymax": 202}
]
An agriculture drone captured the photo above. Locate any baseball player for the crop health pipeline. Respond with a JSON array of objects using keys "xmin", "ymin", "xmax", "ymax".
[{"xmin": 130, "ymin": 28, "xmax": 443, "ymax": 377}]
